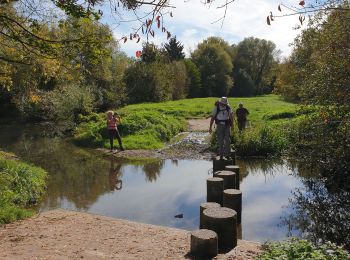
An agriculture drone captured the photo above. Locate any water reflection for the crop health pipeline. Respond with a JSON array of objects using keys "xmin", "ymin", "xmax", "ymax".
[
  {"xmin": 108, "ymin": 158, "xmax": 123, "ymax": 191},
  {"xmin": 281, "ymin": 178, "xmax": 350, "ymax": 250},
  {"xmin": 1, "ymin": 124, "xmax": 348, "ymax": 245}
]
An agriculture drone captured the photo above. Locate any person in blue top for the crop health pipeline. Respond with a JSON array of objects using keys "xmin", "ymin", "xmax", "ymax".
[{"xmin": 209, "ymin": 97, "xmax": 234, "ymax": 160}]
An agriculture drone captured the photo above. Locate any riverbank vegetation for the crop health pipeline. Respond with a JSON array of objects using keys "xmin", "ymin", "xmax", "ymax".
[
  {"xmin": 275, "ymin": 5, "xmax": 350, "ymax": 187},
  {"xmin": 0, "ymin": 151, "xmax": 47, "ymax": 224},
  {"xmin": 257, "ymin": 238, "xmax": 350, "ymax": 259},
  {"xmin": 73, "ymin": 95, "xmax": 300, "ymax": 151}
]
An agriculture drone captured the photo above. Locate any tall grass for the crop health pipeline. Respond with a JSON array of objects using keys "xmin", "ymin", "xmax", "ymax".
[{"xmin": 0, "ymin": 152, "xmax": 47, "ymax": 224}]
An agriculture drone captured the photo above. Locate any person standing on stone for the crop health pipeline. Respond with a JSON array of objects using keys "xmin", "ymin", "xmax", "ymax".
[
  {"xmin": 235, "ymin": 103, "xmax": 249, "ymax": 132},
  {"xmin": 209, "ymin": 97, "xmax": 234, "ymax": 160}
]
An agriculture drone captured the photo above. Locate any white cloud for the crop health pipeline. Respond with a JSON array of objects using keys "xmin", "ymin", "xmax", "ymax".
[{"xmin": 103, "ymin": 0, "xmax": 306, "ymax": 58}]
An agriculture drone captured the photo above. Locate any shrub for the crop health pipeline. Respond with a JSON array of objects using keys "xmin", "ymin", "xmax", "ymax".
[
  {"xmin": 231, "ymin": 125, "xmax": 288, "ymax": 157},
  {"xmin": 256, "ymin": 238, "xmax": 350, "ymax": 259},
  {"xmin": 0, "ymin": 154, "xmax": 47, "ymax": 224}
]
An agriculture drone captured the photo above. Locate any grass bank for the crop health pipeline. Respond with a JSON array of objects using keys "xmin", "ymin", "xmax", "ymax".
[
  {"xmin": 0, "ymin": 151, "xmax": 47, "ymax": 224},
  {"xmin": 73, "ymin": 95, "xmax": 302, "ymax": 154}
]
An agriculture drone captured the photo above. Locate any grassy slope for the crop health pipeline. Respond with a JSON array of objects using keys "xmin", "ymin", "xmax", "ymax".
[
  {"xmin": 73, "ymin": 95, "xmax": 300, "ymax": 152},
  {"xmin": 0, "ymin": 151, "xmax": 47, "ymax": 224}
]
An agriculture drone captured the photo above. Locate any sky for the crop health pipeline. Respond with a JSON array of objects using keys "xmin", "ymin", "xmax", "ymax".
[{"xmin": 100, "ymin": 0, "xmax": 307, "ymax": 58}]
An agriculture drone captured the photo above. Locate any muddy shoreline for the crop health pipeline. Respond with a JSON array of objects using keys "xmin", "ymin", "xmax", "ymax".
[{"xmin": 0, "ymin": 209, "xmax": 262, "ymax": 259}]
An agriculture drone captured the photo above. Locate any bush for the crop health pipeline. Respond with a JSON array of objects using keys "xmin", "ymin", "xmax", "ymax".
[
  {"xmin": 231, "ymin": 125, "xmax": 288, "ymax": 157},
  {"xmin": 256, "ymin": 238, "xmax": 350, "ymax": 259},
  {"xmin": 44, "ymin": 83, "xmax": 94, "ymax": 123},
  {"xmin": 0, "ymin": 153, "xmax": 47, "ymax": 224},
  {"xmin": 287, "ymin": 107, "xmax": 350, "ymax": 187}
]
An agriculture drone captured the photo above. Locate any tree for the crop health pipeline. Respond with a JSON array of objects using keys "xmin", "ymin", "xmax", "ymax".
[
  {"xmin": 163, "ymin": 37, "xmax": 185, "ymax": 62},
  {"xmin": 141, "ymin": 42, "xmax": 160, "ymax": 63},
  {"xmin": 233, "ymin": 37, "xmax": 278, "ymax": 96},
  {"xmin": 191, "ymin": 38, "xmax": 233, "ymax": 97},
  {"xmin": 285, "ymin": 7, "xmax": 350, "ymax": 183},
  {"xmin": 184, "ymin": 59, "xmax": 202, "ymax": 98},
  {"xmin": 232, "ymin": 69, "xmax": 255, "ymax": 97}
]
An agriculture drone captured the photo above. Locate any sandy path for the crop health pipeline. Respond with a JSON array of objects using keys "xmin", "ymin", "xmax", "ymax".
[
  {"xmin": 0, "ymin": 210, "xmax": 261, "ymax": 260},
  {"xmin": 188, "ymin": 118, "xmax": 211, "ymax": 132}
]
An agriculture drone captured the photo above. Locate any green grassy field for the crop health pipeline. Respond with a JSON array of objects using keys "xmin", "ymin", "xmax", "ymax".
[
  {"xmin": 0, "ymin": 151, "xmax": 47, "ymax": 224},
  {"xmin": 73, "ymin": 95, "xmax": 303, "ymax": 155}
]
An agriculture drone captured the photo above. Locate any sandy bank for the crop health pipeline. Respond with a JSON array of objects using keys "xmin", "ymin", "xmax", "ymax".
[{"xmin": 0, "ymin": 209, "xmax": 261, "ymax": 259}]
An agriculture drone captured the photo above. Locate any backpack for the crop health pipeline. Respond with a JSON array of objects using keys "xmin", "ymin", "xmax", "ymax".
[{"xmin": 214, "ymin": 101, "xmax": 231, "ymax": 126}]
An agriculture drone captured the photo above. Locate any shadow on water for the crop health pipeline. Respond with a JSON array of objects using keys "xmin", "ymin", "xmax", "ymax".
[{"xmin": 0, "ymin": 123, "xmax": 348, "ymax": 248}]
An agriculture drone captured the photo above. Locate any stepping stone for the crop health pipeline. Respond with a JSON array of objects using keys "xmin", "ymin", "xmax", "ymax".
[
  {"xmin": 207, "ymin": 177, "xmax": 224, "ymax": 205},
  {"xmin": 200, "ymin": 202, "xmax": 221, "ymax": 228},
  {"xmin": 190, "ymin": 229, "xmax": 218, "ymax": 258},
  {"xmin": 213, "ymin": 170, "xmax": 236, "ymax": 189},
  {"xmin": 202, "ymin": 207, "xmax": 237, "ymax": 249},
  {"xmin": 223, "ymin": 189, "xmax": 242, "ymax": 224}
]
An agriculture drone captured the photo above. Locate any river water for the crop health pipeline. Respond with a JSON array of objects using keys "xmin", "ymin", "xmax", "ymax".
[{"xmin": 1, "ymin": 124, "xmax": 348, "ymax": 247}]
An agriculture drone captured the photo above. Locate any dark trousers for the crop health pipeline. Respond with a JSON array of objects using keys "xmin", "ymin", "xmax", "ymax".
[
  {"xmin": 108, "ymin": 129, "xmax": 123, "ymax": 150},
  {"xmin": 238, "ymin": 120, "xmax": 246, "ymax": 131}
]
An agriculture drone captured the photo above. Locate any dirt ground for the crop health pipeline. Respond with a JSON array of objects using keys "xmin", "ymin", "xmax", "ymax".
[
  {"xmin": 0, "ymin": 210, "xmax": 261, "ymax": 260},
  {"xmin": 100, "ymin": 118, "xmax": 214, "ymax": 160},
  {"xmin": 187, "ymin": 118, "xmax": 211, "ymax": 132}
]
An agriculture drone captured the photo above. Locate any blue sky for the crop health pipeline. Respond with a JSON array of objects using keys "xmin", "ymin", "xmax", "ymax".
[{"xmin": 100, "ymin": 0, "xmax": 307, "ymax": 58}]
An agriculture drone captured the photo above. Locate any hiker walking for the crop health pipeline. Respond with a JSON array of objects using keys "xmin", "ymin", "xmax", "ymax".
[
  {"xmin": 235, "ymin": 103, "xmax": 249, "ymax": 132},
  {"xmin": 209, "ymin": 97, "xmax": 234, "ymax": 160},
  {"xmin": 106, "ymin": 110, "xmax": 124, "ymax": 152}
]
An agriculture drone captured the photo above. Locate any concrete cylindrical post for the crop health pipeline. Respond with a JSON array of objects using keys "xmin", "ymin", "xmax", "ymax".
[
  {"xmin": 202, "ymin": 207, "xmax": 237, "ymax": 249},
  {"xmin": 207, "ymin": 177, "xmax": 224, "ymax": 205},
  {"xmin": 190, "ymin": 229, "xmax": 218, "ymax": 258},
  {"xmin": 237, "ymin": 224, "xmax": 242, "ymax": 240},
  {"xmin": 230, "ymin": 149, "xmax": 236, "ymax": 165},
  {"xmin": 213, "ymin": 156, "xmax": 234, "ymax": 173},
  {"xmin": 213, "ymin": 171, "xmax": 236, "ymax": 190},
  {"xmin": 200, "ymin": 202, "xmax": 221, "ymax": 229},
  {"xmin": 225, "ymin": 165, "xmax": 240, "ymax": 190},
  {"xmin": 223, "ymin": 189, "xmax": 242, "ymax": 224}
]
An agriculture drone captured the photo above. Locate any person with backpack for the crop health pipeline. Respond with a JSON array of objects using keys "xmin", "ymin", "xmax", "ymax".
[
  {"xmin": 235, "ymin": 103, "xmax": 249, "ymax": 132},
  {"xmin": 209, "ymin": 97, "xmax": 234, "ymax": 160}
]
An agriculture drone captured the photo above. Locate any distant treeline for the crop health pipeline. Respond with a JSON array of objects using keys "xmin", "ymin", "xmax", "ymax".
[{"xmin": 0, "ymin": 4, "xmax": 280, "ymax": 123}]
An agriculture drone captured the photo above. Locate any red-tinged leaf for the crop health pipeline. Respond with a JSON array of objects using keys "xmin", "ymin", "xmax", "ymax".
[
  {"xmin": 136, "ymin": 38, "xmax": 141, "ymax": 43},
  {"xmin": 157, "ymin": 19, "xmax": 160, "ymax": 28},
  {"xmin": 299, "ymin": 0, "xmax": 305, "ymax": 6},
  {"xmin": 156, "ymin": 15, "xmax": 161, "ymax": 21},
  {"xmin": 267, "ymin": 16, "xmax": 271, "ymax": 25},
  {"xmin": 136, "ymin": 50, "xmax": 142, "ymax": 58},
  {"xmin": 278, "ymin": 4, "xmax": 282, "ymax": 11},
  {"xmin": 170, "ymin": 12, "xmax": 173, "ymax": 17},
  {"xmin": 146, "ymin": 19, "xmax": 152, "ymax": 28}
]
